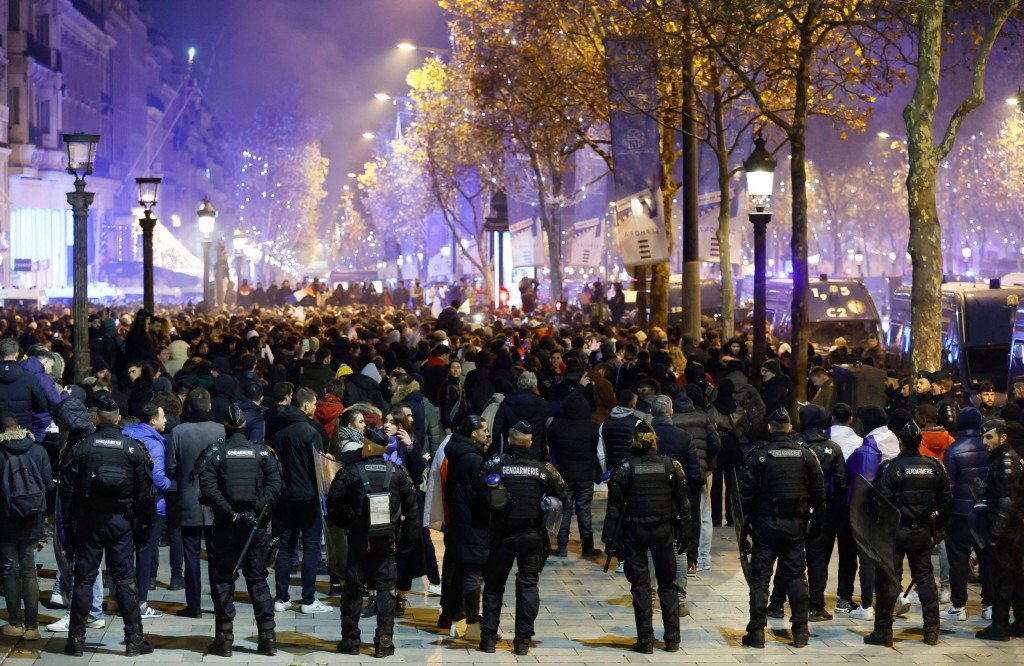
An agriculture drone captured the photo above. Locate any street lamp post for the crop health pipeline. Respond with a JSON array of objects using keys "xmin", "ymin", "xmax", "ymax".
[
  {"xmin": 233, "ymin": 229, "xmax": 246, "ymax": 286},
  {"xmin": 135, "ymin": 177, "xmax": 161, "ymax": 313},
  {"xmin": 64, "ymin": 132, "xmax": 100, "ymax": 385},
  {"xmin": 485, "ymin": 189, "xmax": 510, "ymax": 308},
  {"xmin": 744, "ymin": 133, "xmax": 777, "ymax": 374},
  {"xmin": 197, "ymin": 197, "xmax": 217, "ymax": 308}
]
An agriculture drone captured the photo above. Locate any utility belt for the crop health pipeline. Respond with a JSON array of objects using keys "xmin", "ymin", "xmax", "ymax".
[{"xmin": 625, "ymin": 513, "xmax": 672, "ymax": 525}]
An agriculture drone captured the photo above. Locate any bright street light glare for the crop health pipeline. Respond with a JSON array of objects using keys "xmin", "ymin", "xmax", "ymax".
[
  {"xmin": 362, "ymin": 132, "xmax": 375, "ymax": 140},
  {"xmin": 396, "ymin": 42, "xmax": 416, "ymax": 51},
  {"xmin": 346, "ymin": 172, "xmax": 357, "ymax": 178},
  {"xmin": 876, "ymin": 131, "xmax": 891, "ymax": 138},
  {"xmin": 1007, "ymin": 97, "xmax": 1020, "ymax": 106},
  {"xmin": 374, "ymin": 92, "xmax": 392, "ymax": 101}
]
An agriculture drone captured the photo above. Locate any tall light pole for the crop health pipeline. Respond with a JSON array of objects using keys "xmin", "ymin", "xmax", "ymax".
[
  {"xmin": 744, "ymin": 133, "xmax": 777, "ymax": 374},
  {"xmin": 135, "ymin": 177, "xmax": 161, "ymax": 313},
  {"xmin": 63, "ymin": 132, "xmax": 100, "ymax": 385},
  {"xmin": 485, "ymin": 189, "xmax": 510, "ymax": 308},
  {"xmin": 233, "ymin": 229, "xmax": 246, "ymax": 286},
  {"xmin": 198, "ymin": 196, "xmax": 216, "ymax": 308}
]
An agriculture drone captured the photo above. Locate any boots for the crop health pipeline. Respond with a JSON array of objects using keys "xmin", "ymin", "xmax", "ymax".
[
  {"xmin": 513, "ymin": 637, "xmax": 530, "ymax": 655},
  {"xmin": 792, "ymin": 623, "xmax": 809, "ymax": 648},
  {"xmin": 864, "ymin": 628, "xmax": 894, "ymax": 647},
  {"xmin": 208, "ymin": 624, "xmax": 234, "ymax": 657},
  {"xmin": 741, "ymin": 629, "xmax": 765, "ymax": 648},
  {"xmin": 923, "ymin": 628, "xmax": 939, "ymax": 646},
  {"xmin": 125, "ymin": 632, "xmax": 155, "ymax": 657},
  {"xmin": 631, "ymin": 638, "xmax": 654, "ymax": 654},
  {"xmin": 374, "ymin": 635, "xmax": 395, "ymax": 658},
  {"xmin": 64, "ymin": 634, "xmax": 85, "ymax": 657},
  {"xmin": 258, "ymin": 627, "xmax": 278, "ymax": 655},
  {"xmin": 478, "ymin": 634, "xmax": 498, "ymax": 653},
  {"xmin": 581, "ymin": 538, "xmax": 602, "ymax": 557}
]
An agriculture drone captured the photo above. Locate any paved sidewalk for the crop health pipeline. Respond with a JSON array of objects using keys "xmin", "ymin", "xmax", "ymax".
[{"xmin": 2, "ymin": 491, "xmax": 1022, "ymax": 664}]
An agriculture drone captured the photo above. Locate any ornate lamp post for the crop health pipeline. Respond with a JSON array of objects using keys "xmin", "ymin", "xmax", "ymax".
[
  {"xmin": 232, "ymin": 229, "xmax": 246, "ymax": 285},
  {"xmin": 135, "ymin": 177, "xmax": 161, "ymax": 313},
  {"xmin": 63, "ymin": 132, "xmax": 100, "ymax": 384},
  {"xmin": 743, "ymin": 133, "xmax": 777, "ymax": 373},
  {"xmin": 197, "ymin": 196, "xmax": 217, "ymax": 307}
]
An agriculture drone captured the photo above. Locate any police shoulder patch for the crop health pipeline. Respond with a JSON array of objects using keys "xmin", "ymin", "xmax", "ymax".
[
  {"xmin": 226, "ymin": 449, "xmax": 256, "ymax": 458},
  {"xmin": 94, "ymin": 438, "xmax": 123, "ymax": 449},
  {"xmin": 769, "ymin": 449, "xmax": 802, "ymax": 458}
]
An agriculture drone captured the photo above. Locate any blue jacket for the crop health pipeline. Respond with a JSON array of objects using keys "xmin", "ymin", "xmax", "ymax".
[
  {"xmin": 20, "ymin": 356, "xmax": 65, "ymax": 441},
  {"xmin": 122, "ymin": 422, "xmax": 171, "ymax": 516},
  {"xmin": 845, "ymin": 436, "xmax": 883, "ymax": 505},
  {"xmin": 942, "ymin": 429, "xmax": 988, "ymax": 517},
  {"xmin": 651, "ymin": 416, "xmax": 703, "ymax": 493}
]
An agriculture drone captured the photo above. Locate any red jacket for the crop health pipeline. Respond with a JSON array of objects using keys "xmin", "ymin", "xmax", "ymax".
[{"xmin": 313, "ymin": 394, "xmax": 345, "ymax": 440}]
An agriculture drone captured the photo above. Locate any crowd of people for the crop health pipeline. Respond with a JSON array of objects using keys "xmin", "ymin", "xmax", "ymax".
[{"xmin": 0, "ymin": 292, "xmax": 1021, "ymax": 656}]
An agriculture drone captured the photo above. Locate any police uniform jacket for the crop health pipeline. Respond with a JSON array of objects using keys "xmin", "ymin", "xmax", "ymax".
[
  {"xmin": 482, "ymin": 445, "xmax": 565, "ymax": 532},
  {"xmin": 875, "ymin": 449, "xmax": 952, "ymax": 533},
  {"xmin": 326, "ymin": 453, "xmax": 419, "ymax": 538},
  {"xmin": 59, "ymin": 421, "xmax": 155, "ymax": 520},
  {"xmin": 198, "ymin": 432, "xmax": 282, "ymax": 523},
  {"xmin": 740, "ymin": 431, "xmax": 824, "ymax": 521},
  {"xmin": 608, "ymin": 448, "xmax": 689, "ymax": 526},
  {"xmin": 983, "ymin": 443, "xmax": 1024, "ymax": 540},
  {"xmin": 797, "ymin": 428, "xmax": 847, "ymax": 511}
]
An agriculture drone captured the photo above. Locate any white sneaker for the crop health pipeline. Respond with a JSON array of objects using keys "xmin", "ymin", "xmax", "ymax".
[
  {"xmin": 942, "ymin": 605, "xmax": 966, "ymax": 621},
  {"xmin": 893, "ymin": 598, "xmax": 911, "ymax": 617},
  {"xmin": 450, "ymin": 618, "xmax": 467, "ymax": 638},
  {"xmin": 140, "ymin": 603, "xmax": 163, "ymax": 619},
  {"xmin": 906, "ymin": 590, "xmax": 920, "ymax": 603},
  {"xmin": 982, "ymin": 605, "xmax": 993, "ymax": 620},
  {"xmin": 939, "ymin": 586, "xmax": 951, "ymax": 604},
  {"xmin": 427, "ymin": 583, "xmax": 442, "ymax": 596},
  {"xmin": 274, "ymin": 600, "xmax": 291, "ymax": 613},
  {"xmin": 615, "ymin": 561, "xmax": 625, "ymax": 574},
  {"xmin": 300, "ymin": 599, "xmax": 332, "ymax": 614},
  {"xmin": 50, "ymin": 591, "xmax": 65, "ymax": 607},
  {"xmin": 45, "ymin": 614, "xmax": 105, "ymax": 632},
  {"xmin": 849, "ymin": 605, "xmax": 874, "ymax": 620}
]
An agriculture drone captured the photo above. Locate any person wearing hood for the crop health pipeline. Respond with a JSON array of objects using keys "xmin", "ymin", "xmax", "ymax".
[
  {"xmin": 707, "ymin": 378, "xmax": 752, "ymax": 528},
  {"xmin": 758, "ymin": 358, "xmax": 791, "ymax": 434},
  {"xmin": 271, "ymin": 387, "xmax": 331, "ymax": 615},
  {"xmin": 768, "ymin": 404, "xmax": 847, "ymax": 622},
  {"xmin": 342, "ymin": 364, "xmax": 389, "ymax": 416},
  {"xmin": 439, "ymin": 415, "xmax": 491, "ymax": 639},
  {"xmin": 211, "ymin": 373, "xmax": 242, "ymax": 426},
  {"xmin": 420, "ymin": 344, "xmax": 452, "ymax": 404},
  {"xmin": 234, "ymin": 382, "xmax": 267, "ymax": 445},
  {"xmin": 164, "ymin": 340, "xmax": 190, "ymax": 378},
  {"xmin": 914, "ymin": 404, "xmax": 954, "ymax": 460},
  {"xmin": 313, "ymin": 379, "xmax": 346, "ymax": 441},
  {"xmin": 299, "ymin": 347, "xmax": 334, "ymax": 395},
  {"xmin": 941, "ymin": 408, "xmax": 990, "ymax": 622},
  {"xmin": 722, "ymin": 361, "xmax": 766, "ymax": 437},
  {"xmin": 547, "ymin": 392, "xmax": 601, "ymax": 558},
  {"xmin": 122, "ymin": 403, "xmax": 172, "ymax": 619},
  {"xmin": 0, "ymin": 338, "xmax": 48, "ymax": 434},
  {"xmin": 0, "ymin": 412, "xmax": 53, "ymax": 641},
  {"xmin": 671, "ymin": 390, "xmax": 720, "ymax": 571}
]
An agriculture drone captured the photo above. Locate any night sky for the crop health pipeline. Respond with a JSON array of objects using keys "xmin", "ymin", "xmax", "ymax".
[{"xmin": 140, "ymin": 0, "xmax": 450, "ymax": 198}]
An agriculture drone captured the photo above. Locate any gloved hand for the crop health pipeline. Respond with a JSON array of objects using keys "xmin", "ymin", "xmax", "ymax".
[
  {"xmin": 236, "ymin": 511, "xmax": 257, "ymax": 527},
  {"xmin": 675, "ymin": 539, "xmax": 688, "ymax": 555}
]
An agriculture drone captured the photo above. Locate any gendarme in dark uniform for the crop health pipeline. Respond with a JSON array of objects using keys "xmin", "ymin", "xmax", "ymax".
[
  {"xmin": 326, "ymin": 426, "xmax": 419, "ymax": 659},
  {"xmin": 478, "ymin": 421, "xmax": 566, "ymax": 656},
  {"xmin": 864, "ymin": 420, "xmax": 952, "ymax": 647},
  {"xmin": 198, "ymin": 405, "xmax": 283, "ymax": 657},
  {"xmin": 739, "ymin": 408, "xmax": 824, "ymax": 649},
  {"xmin": 59, "ymin": 393, "xmax": 156, "ymax": 657},
  {"xmin": 604, "ymin": 421, "xmax": 690, "ymax": 654}
]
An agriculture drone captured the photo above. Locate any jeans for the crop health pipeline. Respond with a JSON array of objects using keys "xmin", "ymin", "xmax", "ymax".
[
  {"xmin": 835, "ymin": 506, "xmax": 874, "ymax": 607},
  {"xmin": 181, "ymin": 525, "xmax": 214, "ymax": 613},
  {"xmin": 937, "ymin": 539, "xmax": 949, "ymax": 587},
  {"xmin": 135, "ymin": 514, "xmax": 164, "ymax": 604},
  {"xmin": 53, "ymin": 563, "xmax": 103, "ymax": 619},
  {"xmin": 273, "ymin": 500, "xmax": 323, "ymax": 605},
  {"xmin": 557, "ymin": 481, "xmax": 594, "ymax": 547},
  {"xmin": 2, "ymin": 539, "xmax": 40, "ymax": 627},
  {"xmin": 946, "ymin": 515, "xmax": 989, "ymax": 608},
  {"xmin": 698, "ymin": 482, "xmax": 713, "ymax": 561}
]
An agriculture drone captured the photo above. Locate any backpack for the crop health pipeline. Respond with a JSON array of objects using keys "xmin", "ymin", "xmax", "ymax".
[{"xmin": 0, "ymin": 450, "xmax": 47, "ymax": 519}]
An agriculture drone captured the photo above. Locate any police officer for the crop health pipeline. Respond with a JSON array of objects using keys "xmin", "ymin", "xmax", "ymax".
[
  {"xmin": 478, "ymin": 421, "xmax": 566, "ymax": 656},
  {"xmin": 59, "ymin": 393, "xmax": 157, "ymax": 657},
  {"xmin": 326, "ymin": 426, "xmax": 419, "ymax": 658},
  {"xmin": 603, "ymin": 421, "xmax": 690, "ymax": 654},
  {"xmin": 198, "ymin": 405, "xmax": 283, "ymax": 657},
  {"xmin": 864, "ymin": 420, "xmax": 952, "ymax": 647},
  {"xmin": 976, "ymin": 419, "xmax": 1024, "ymax": 641},
  {"xmin": 739, "ymin": 408, "xmax": 824, "ymax": 649}
]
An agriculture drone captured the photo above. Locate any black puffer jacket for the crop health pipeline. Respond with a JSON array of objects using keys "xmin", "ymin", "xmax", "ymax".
[
  {"xmin": 547, "ymin": 392, "xmax": 600, "ymax": 483},
  {"xmin": 796, "ymin": 404, "xmax": 848, "ymax": 511},
  {"xmin": 442, "ymin": 433, "xmax": 490, "ymax": 566},
  {"xmin": 270, "ymin": 406, "xmax": 324, "ymax": 502},
  {"xmin": 342, "ymin": 373, "xmax": 389, "ymax": 414},
  {"xmin": 0, "ymin": 360, "xmax": 48, "ymax": 431},
  {"xmin": 671, "ymin": 392, "xmax": 721, "ymax": 476}
]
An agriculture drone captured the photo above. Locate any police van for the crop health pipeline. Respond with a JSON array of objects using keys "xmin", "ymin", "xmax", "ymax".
[
  {"xmin": 667, "ymin": 276, "xmax": 737, "ymax": 325},
  {"xmin": 887, "ymin": 281, "xmax": 1023, "ymax": 393},
  {"xmin": 762, "ymin": 277, "xmax": 883, "ymax": 354}
]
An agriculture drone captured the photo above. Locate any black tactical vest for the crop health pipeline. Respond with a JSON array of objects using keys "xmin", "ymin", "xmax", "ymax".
[
  {"xmin": 755, "ymin": 444, "xmax": 810, "ymax": 517},
  {"xmin": 220, "ymin": 440, "xmax": 263, "ymax": 508},
  {"xmin": 625, "ymin": 456, "xmax": 674, "ymax": 521},
  {"xmin": 603, "ymin": 415, "xmax": 639, "ymax": 471},
  {"xmin": 496, "ymin": 455, "xmax": 544, "ymax": 525},
  {"xmin": 82, "ymin": 433, "xmax": 136, "ymax": 511},
  {"xmin": 892, "ymin": 455, "xmax": 943, "ymax": 525}
]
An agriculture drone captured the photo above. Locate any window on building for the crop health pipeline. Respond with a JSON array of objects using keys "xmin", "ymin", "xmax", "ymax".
[
  {"xmin": 8, "ymin": 87, "xmax": 19, "ymax": 125},
  {"xmin": 37, "ymin": 99, "xmax": 50, "ymax": 133},
  {"xmin": 36, "ymin": 13, "xmax": 49, "ymax": 46}
]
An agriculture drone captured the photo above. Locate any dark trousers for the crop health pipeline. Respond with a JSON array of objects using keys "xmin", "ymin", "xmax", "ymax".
[
  {"xmin": 481, "ymin": 529, "xmax": 544, "ymax": 640},
  {"xmin": 341, "ymin": 535, "xmax": 397, "ymax": 642},
  {"xmin": 166, "ymin": 494, "xmax": 184, "ymax": 579},
  {"xmin": 439, "ymin": 547, "xmax": 482, "ymax": 625},
  {"xmin": 769, "ymin": 513, "xmax": 836, "ymax": 611},
  {"xmin": 557, "ymin": 481, "xmax": 594, "ymax": 547},
  {"xmin": 835, "ymin": 506, "xmax": 874, "ymax": 606},
  {"xmin": 984, "ymin": 537, "xmax": 1024, "ymax": 632},
  {"xmin": 273, "ymin": 500, "xmax": 323, "ymax": 605},
  {"xmin": 182, "ymin": 525, "xmax": 214, "ymax": 613},
  {"xmin": 946, "ymin": 515, "xmax": 988, "ymax": 608},
  {"xmin": 210, "ymin": 521, "xmax": 274, "ymax": 629},
  {"xmin": 1, "ymin": 537, "xmax": 40, "ymax": 627},
  {"xmin": 874, "ymin": 527, "xmax": 938, "ymax": 632},
  {"xmin": 70, "ymin": 513, "xmax": 142, "ymax": 638},
  {"xmin": 687, "ymin": 486, "xmax": 702, "ymax": 563},
  {"xmin": 417, "ymin": 492, "xmax": 440, "ymax": 585},
  {"xmin": 622, "ymin": 521, "xmax": 678, "ymax": 642},
  {"xmin": 134, "ymin": 514, "xmax": 164, "ymax": 604},
  {"xmin": 747, "ymin": 516, "xmax": 807, "ymax": 632}
]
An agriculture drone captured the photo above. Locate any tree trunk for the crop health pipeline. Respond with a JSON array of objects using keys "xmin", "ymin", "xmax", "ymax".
[
  {"xmin": 650, "ymin": 261, "xmax": 669, "ymax": 330},
  {"xmin": 634, "ymin": 266, "xmax": 648, "ymax": 328},
  {"xmin": 713, "ymin": 90, "xmax": 734, "ymax": 340}
]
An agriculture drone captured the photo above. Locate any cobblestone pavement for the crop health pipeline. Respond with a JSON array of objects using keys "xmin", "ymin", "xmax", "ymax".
[{"xmin": 2, "ymin": 490, "xmax": 1022, "ymax": 664}]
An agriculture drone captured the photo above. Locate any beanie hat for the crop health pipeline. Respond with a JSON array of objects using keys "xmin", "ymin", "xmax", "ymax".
[
  {"xmin": 955, "ymin": 407, "xmax": 982, "ymax": 432},
  {"xmin": 762, "ymin": 358, "xmax": 781, "ymax": 376}
]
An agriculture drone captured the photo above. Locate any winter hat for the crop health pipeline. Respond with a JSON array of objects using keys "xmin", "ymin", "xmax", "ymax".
[
  {"xmin": 856, "ymin": 405, "xmax": 888, "ymax": 434},
  {"xmin": 955, "ymin": 407, "xmax": 982, "ymax": 432},
  {"xmin": 762, "ymin": 358, "xmax": 781, "ymax": 376},
  {"xmin": 798, "ymin": 404, "xmax": 828, "ymax": 431}
]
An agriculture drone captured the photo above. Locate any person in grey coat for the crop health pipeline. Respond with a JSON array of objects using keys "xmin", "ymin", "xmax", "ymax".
[{"xmin": 165, "ymin": 387, "xmax": 225, "ymax": 618}]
